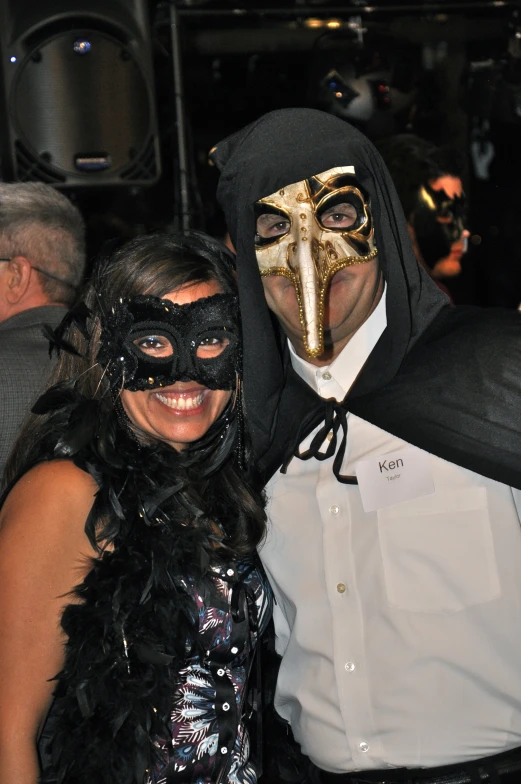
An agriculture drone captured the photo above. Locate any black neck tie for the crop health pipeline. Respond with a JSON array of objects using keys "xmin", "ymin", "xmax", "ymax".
[{"xmin": 281, "ymin": 398, "xmax": 358, "ymax": 485}]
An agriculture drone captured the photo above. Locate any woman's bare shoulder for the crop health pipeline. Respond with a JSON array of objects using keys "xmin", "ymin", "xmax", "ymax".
[{"xmin": 0, "ymin": 460, "xmax": 98, "ymax": 542}]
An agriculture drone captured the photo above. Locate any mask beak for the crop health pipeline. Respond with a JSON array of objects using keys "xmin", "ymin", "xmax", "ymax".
[{"xmin": 288, "ymin": 238, "xmax": 325, "ymax": 358}]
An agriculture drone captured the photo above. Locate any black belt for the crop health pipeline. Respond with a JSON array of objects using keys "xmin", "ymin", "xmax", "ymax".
[{"xmin": 315, "ymin": 745, "xmax": 521, "ymax": 784}]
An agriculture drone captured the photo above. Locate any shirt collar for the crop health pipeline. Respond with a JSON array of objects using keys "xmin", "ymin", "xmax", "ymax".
[{"xmin": 289, "ymin": 286, "xmax": 387, "ymax": 397}]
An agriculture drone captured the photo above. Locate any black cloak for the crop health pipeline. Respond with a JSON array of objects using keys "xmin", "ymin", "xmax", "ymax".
[{"xmin": 211, "ymin": 108, "xmax": 521, "ymax": 490}]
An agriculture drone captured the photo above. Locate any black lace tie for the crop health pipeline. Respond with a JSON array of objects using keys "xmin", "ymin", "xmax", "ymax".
[{"xmin": 281, "ymin": 399, "xmax": 358, "ymax": 484}]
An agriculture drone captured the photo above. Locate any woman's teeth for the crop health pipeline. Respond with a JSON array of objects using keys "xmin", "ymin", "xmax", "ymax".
[{"xmin": 154, "ymin": 391, "xmax": 205, "ymax": 410}]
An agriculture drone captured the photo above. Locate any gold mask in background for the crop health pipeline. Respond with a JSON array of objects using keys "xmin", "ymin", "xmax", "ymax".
[{"xmin": 255, "ymin": 166, "xmax": 378, "ymax": 357}]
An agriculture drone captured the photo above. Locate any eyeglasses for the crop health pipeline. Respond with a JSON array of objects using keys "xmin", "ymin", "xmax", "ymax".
[{"xmin": 0, "ymin": 257, "xmax": 77, "ymax": 290}]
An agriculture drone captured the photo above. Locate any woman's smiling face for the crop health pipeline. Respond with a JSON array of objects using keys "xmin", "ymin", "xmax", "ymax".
[{"xmin": 120, "ymin": 278, "xmax": 233, "ymax": 451}]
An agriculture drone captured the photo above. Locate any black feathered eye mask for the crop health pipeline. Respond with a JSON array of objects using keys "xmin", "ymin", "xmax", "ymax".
[{"xmin": 97, "ymin": 293, "xmax": 241, "ymax": 392}]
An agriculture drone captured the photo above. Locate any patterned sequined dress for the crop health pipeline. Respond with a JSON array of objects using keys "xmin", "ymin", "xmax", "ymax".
[{"xmin": 148, "ymin": 557, "xmax": 272, "ymax": 784}]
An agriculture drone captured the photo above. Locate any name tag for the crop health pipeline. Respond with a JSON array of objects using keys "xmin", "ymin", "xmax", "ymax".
[{"xmin": 356, "ymin": 447, "xmax": 434, "ymax": 513}]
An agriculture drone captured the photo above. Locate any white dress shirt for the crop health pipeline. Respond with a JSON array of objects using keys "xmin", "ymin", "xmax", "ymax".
[{"xmin": 260, "ymin": 291, "xmax": 521, "ymax": 772}]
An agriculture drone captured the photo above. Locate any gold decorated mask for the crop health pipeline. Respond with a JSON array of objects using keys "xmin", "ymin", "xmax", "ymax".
[{"xmin": 255, "ymin": 166, "xmax": 378, "ymax": 357}]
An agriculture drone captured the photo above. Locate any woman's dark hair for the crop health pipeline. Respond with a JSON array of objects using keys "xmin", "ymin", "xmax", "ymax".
[{"xmin": 5, "ymin": 231, "xmax": 265, "ymax": 555}]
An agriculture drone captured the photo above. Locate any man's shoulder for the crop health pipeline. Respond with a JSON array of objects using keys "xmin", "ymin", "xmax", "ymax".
[
  {"xmin": 0, "ymin": 304, "xmax": 67, "ymax": 333},
  {"xmin": 0, "ymin": 305, "xmax": 66, "ymax": 355},
  {"xmin": 410, "ymin": 304, "xmax": 521, "ymax": 362},
  {"xmin": 436, "ymin": 302, "xmax": 519, "ymax": 331}
]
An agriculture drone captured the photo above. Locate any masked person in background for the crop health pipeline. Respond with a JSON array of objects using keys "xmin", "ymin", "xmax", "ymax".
[
  {"xmin": 376, "ymin": 134, "xmax": 469, "ymax": 300},
  {"xmin": 210, "ymin": 109, "xmax": 521, "ymax": 784}
]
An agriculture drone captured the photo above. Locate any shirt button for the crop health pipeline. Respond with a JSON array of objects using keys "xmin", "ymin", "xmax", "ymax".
[
  {"xmin": 337, "ymin": 583, "xmax": 347, "ymax": 594},
  {"xmin": 226, "ymin": 569, "xmax": 234, "ymax": 576},
  {"xmin": 322, "ymin": 371, "xmax": 332, "ymax": 381},
  {"xmin": 221, "ymin": 746, "xmax": 228, "ymax": 754},
  {"xmin": 359, "ymin": 742, "xmax": 369, "ymax": 753},
  {"xmin": 217, "ymin": 668, "xmax": 225, "ymax": 677},
  {"xmin": 345, "ymin": 662, "xmax": 355, "ymax": 672},
  {"xmin": 231, "ymin": 646, "xmax": 239, "ymax": 655},
  {"xmin": 329, "ymin": 505, "xmax": 339, "ymax": 515},
  {"xmin": 222, "ymin": 702, "xmax": 230, "ymax": 711}
]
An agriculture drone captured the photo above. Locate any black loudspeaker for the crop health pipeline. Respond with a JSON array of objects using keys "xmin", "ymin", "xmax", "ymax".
[{"xmin": 0, "ymin": 0, "xmax": 161, "ymax": 186}]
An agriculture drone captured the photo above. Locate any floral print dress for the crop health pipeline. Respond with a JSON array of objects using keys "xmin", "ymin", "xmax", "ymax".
[{"xmin": 148, "ymin": 557, "xmax": 272, "ymax": 784}]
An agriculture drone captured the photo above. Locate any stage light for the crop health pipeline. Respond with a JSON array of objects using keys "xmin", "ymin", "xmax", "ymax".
[
  {"xmin": 305, "ymin": 18, "xmax": 324, "ymax": 29},
  {"xmin": 326, "ymin": 19, "xmax": 342, "ymax": 29}
]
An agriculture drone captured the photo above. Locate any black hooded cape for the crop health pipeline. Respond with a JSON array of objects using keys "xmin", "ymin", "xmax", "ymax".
[{"xmin": 211, "ymin": 108, "xmax": 521, "ymax": 490}]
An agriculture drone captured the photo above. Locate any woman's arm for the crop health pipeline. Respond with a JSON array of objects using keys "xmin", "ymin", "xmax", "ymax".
[{"xmin": 0, "ymin": 460, "xmax": 98, "ymax": 783}]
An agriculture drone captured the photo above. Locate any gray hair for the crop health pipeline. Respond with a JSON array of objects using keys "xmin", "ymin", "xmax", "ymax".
[{"xmin": 0, "ymin": 183, "xmax": 86, "ymax": 306}]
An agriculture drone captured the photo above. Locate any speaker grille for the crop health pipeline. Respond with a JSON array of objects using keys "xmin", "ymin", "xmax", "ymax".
[
  {"xmin": 119, "ymin": 135, "xmax": 158, "ymax": 182},
  {"xmin": 8, "ymin": 28, "xmax": 159, "ymax": 185},
  {"xmin": 15, "ymin": 140, "xmax": 67, "ymax": 183}
]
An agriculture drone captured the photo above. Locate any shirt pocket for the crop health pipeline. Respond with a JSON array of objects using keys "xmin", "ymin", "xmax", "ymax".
[{"xmin": 377, "ymin": 488, "xmax": 500, "ymax": 614}]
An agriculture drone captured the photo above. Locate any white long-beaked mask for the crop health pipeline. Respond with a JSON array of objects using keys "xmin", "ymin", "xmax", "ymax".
[{"xmin": 254, "ymin": 166, "xmax": 378, "ymax": 358}]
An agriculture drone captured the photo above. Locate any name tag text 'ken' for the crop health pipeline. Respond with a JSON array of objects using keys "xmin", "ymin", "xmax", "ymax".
[{"xmin": 356, "ymin": 447, "xmax": 435, "ymax": 513}]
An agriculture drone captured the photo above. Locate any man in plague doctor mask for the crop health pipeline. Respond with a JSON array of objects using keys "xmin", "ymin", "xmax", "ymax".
[{"xmin": 210, "ymin": 109, "xmax": 521, "ymax": 784}]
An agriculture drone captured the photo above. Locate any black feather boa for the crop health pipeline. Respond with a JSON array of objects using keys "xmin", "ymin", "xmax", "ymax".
[{"xmin": 32, "ymin": 384, "xmax": 251, "ymax": 784}]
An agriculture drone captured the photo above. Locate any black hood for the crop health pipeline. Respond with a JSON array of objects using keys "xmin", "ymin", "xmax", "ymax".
[{"xmin": 212, "ymin": 108, "xmax": 448, "ymax": 460}]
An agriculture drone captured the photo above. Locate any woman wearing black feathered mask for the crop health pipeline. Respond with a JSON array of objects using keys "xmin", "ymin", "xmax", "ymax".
[{"xmin": 0, "ymin": 231, "xmax": 271, "ymax": 784}]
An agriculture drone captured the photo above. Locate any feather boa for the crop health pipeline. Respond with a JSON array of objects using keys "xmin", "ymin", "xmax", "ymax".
[{"xmin": 35, "ymin": 385, "xmax": 245, "ymax": 784}]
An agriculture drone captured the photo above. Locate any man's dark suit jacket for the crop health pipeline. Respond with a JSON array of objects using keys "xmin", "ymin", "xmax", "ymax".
[{"xmin": 0, "ymin": 305, "xmax": 67, "ymax": 482}]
